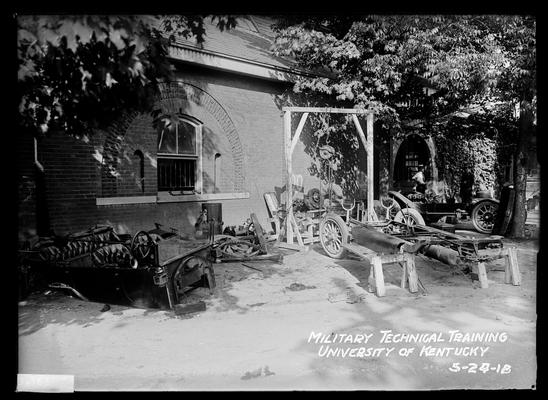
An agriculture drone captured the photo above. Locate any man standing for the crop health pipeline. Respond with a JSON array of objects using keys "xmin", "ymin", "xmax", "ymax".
[{"xmin": 412, "ymin": 165, "xmax": 426, "ymax": 194}]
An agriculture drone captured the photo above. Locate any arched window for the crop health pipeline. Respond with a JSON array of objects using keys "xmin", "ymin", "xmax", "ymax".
[{"xmin": 157, "ymin": 115, "xmax": 202, "ymax": 193}]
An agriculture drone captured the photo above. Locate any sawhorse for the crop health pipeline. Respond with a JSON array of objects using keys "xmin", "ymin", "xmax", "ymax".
[
  {"xmin": 342, "ymin": 242, "xmax": 420, "ymax": 297},
  {"xmin": 471, "ymin": 246, "xmax": 521, "ymax": 289}
]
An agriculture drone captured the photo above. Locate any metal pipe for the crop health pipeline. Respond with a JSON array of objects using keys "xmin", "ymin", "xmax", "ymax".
[
  {"xmin": 213, "ymin": 153, "xmax": 221, "ymax": 193},
  {"xmin": 34, "ymin": 137, "xmax": 44, "ymax": 171}
]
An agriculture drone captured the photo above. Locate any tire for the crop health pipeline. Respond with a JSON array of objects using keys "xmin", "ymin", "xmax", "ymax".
[
  {"xmin": 471, "ymin": 200, "xmax": 499, "ymax": 234},
  {"xmin": 393, "ymin": 208, "xmax": 425, "ymax": 227},
  {"xmin": 305, "ymin": 188, "xmax": 321, "ymax": 209},
  {"xmin": 319, "ymin": 213, "xmax": 348, "ymax": 259},
  {"xmin": 377, "ymin": 196, "xmax": 401, "ymax": 220}
]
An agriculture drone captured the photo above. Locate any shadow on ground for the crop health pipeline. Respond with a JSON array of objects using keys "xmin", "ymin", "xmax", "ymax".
[{"xmin": 298, "ymin": 238, "xmax": 537, "ymax": 390}]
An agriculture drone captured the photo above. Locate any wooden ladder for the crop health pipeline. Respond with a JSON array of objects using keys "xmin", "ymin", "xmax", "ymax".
[{"xmin": 342, "ymin": 242, "xmax": 420, "ymax": 297}]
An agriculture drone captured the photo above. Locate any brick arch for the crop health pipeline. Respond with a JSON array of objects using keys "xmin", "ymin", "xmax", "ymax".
[
  {"xmin": 391, "ymin": 133, "xmax": 438, "ymax": 183},
  {"xmin": 100, "ymin": 81, "xmax": 246, "ymax": 196},
  {"xmin": 156, "ymin": 80, "xmax": 245, "ymax": 191}
]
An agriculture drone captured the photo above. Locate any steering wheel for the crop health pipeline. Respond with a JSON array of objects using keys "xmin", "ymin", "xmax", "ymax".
[
  {"xmin": 130, "ymin": 230, "xmax": 155, "ymax": 263},
  {"xmin": 380, "ymin": 196, "xmax": 398, "ymax": 220},
  {"xmin": 341, "ymin": 199, "xmax": 356, "ymax": 211},
  {"xmin": 341, "ymin": 198, "xmax": 356, "ymax": 221}
]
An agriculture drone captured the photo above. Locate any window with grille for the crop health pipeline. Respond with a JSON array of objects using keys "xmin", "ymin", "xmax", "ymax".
[
  {"xmin": 157, "ymin": 116, "xmax": 202, "ymax": 193},
  {"xmin": 404, "ymin": 151, "xmax": 420, "ymax": 180}
]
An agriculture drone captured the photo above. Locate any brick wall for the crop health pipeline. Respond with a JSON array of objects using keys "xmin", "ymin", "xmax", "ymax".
[
  {"xmin": 17, "ymin": 65, "xmax": 323, "ymax": 240},
  {"xmin": 16, "ymin": 132, "xmax": 38, "ymax": 242}
]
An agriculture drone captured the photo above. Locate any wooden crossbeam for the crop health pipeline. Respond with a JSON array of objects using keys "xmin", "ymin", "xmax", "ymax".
[{"xmin": 282, "ymin": 107, "xmax": 372, "ymax": 114}]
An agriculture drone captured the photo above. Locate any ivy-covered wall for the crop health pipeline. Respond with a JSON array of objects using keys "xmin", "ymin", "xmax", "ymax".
[{"xmin": 434, "ymin": 134, "xmax": 500, "ymax": 201}]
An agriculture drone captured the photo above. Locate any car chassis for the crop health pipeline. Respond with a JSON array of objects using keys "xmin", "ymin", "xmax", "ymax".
[{"xmin": 18, "ymin": 225, "xmax": 216, "ymax": 309}]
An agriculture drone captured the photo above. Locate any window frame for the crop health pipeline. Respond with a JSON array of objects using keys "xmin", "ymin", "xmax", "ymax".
[{"xmin": 157, "ymin": 115, "xmax": 203, "ymax": 195}]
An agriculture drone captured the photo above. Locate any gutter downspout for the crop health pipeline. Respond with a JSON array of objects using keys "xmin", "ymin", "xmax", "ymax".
[
  {"xmin": 34, "ymin": 137, "xmax": 44, "ymax": 171},
  {"xmin": 34, "ymin": 137, "xmax": 50, "ymax": 236}
]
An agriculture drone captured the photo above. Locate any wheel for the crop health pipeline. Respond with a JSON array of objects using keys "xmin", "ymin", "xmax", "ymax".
[
  {"xmin": 172, "ymin": 255, "xmax": 211, "ymax": 296},
  {"xmin": 130, "ymin": 231, "xmax": 155, "ymax": 263},
  {"xmin": 471, "ymin": 200, "xmax": 499, "ymax": 234},
  {"xmin": 319, "ymin": 213, "xmax": 348, "ymax": 259},
  {"xmin": 305, "ymin": 188, "xmax": 321, "ymax": 209},
  {"xmin": 393, "ymin": 208, "xmax": 425, "ymax": 227},
  {"xmin": 218, "ymin": 240, "xmax": 261, "ymax": 258}
]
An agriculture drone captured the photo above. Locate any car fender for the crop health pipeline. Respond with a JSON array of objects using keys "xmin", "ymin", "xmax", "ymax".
[
  {"xmin": 387, "ymin": 190, "xmax": 423, "ymax": 213},
  {"xmin": 468, "ymin": 197, "xmax": 500, "ymax": 213}
]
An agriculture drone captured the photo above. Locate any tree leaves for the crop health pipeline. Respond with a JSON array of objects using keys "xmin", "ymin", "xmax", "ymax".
[
  {"xmin": 17, "ymin": 15, "xmax": 238, "ymax": 138},
  {"xmin": 271, "ymin": 14, "xmax": 535, "ymax": 130}
]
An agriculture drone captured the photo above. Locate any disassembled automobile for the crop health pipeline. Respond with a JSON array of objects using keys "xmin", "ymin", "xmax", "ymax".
[
  {"xmin": 386, "ymin": 189, "xmax": 499, "ymax": 234},
  {"xmin": 18, "ymin": 224, "xmax": 215, "ymax": 309},
  {"xmin": 278, "ymin": 107, "xmax": 519, "ymax": 296}
]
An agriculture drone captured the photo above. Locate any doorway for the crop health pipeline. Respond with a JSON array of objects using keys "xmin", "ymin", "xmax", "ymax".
[{"xmin": 393, "ymin": 134, "xmax": 431, "ymax": 192}]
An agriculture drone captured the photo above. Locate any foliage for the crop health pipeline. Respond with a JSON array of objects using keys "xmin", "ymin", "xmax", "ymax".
[
  {"xmin": 17, "ymin": 15, "xmax": 237, "ymax": 139},
  {"xmin": 271, "ymin": 15, "xmax": 535, "ymax": 236},
  {"xmin": 431, "ymin": 100, "xmax": 520, "ymax": 199},
  {"xmin": 272, "ymin": 15, "xmax": 536, "ymax": 126}
]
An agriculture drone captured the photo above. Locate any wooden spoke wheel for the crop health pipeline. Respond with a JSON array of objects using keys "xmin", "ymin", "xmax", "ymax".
[
  {"xmin": 319, "ymin": 213, "xmax": 348, "ymax": 259},
  {"xmin": 471, "ymin": 200, "xmax": 499, "ymax": 234},
  {"xmin": 394, "ymin": 208, "xmax": 425, "ymax": 235}
]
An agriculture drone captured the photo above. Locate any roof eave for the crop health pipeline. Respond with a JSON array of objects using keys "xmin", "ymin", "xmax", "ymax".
[{"xmin": 167, "ymin": 43, "xmax": 319, "ymax": 83}]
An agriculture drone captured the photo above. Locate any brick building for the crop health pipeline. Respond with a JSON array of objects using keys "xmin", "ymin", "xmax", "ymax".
[
  {"xmin": 17, "ymin": 16, "xmax": 538, "ymax": 242},
  {"xmin": 16, "ymin": 16, "xmax": 326, "ymax": 241}
]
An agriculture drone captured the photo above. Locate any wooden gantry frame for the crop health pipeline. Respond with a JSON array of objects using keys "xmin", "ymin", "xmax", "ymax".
[{"xmin": 282, "ymin": 107, "xmax": 375, "ymax": 246}]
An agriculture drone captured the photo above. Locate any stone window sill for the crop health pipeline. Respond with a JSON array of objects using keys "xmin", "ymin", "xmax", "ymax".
[{"xmin": 96, "ymin": 192, "xmax": 250, "ymax": 206}]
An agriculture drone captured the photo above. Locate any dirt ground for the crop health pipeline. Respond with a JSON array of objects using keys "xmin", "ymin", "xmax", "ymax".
[{"xmin": 17, "ymin": 233, "xmax": 538, "ymax": 391}]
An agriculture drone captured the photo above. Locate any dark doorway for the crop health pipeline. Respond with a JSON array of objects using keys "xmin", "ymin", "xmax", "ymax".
[{"xmin": 393, "ymin": 134, "xmax": 431, "ymax": 192}]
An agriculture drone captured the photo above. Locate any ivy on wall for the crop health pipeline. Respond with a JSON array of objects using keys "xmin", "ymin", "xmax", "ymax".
[
  {"xmin": 434, "ymin": 134, "xmax": 498, "ymax": 200},
  {"xmin": 432, "ymin": 107, "xmax": 518, "ymax": 201}
]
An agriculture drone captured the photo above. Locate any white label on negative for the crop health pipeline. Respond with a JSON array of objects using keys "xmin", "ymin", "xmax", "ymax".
[{"xmin": 17, "ymin": 374, "xmax": 74, "ymax": 393}]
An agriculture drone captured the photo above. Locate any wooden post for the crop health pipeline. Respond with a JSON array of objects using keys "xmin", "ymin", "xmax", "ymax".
[
  {"xmin": 504, "ymin": 248, "xmax": 512, "ymax": 284},
  {"xmin": 289, "ymin": 213, "xmax": 304, "ymax": 246},
  {"xmin": 283, "ymin": 110, "xmax": 293, "ymax": 244},
  {"xmin": 366, "ymin": 113, "xmax": 375, "ymax": 222},
  {"xmin": 405, "ymin": 253, "xmax": 419, "ymax": 293},
  {"xmin": 477, "ymin": 262, "xmax": 489, "ymax": 288},
  {"xmin": 400, "ymin": 262, "xmax": 408, "ymax": 289},
  {"xmin": 507, "ymin": 247, "xmax": 521, "ymax": 285},
  {"xmin": 370, "ymin": 256, "xmax": 385, "ymax": 297},
  {"xmin": 250, "ymin": 213, "xmax": 267, "ymax": 254},
  {"xmin": 367, "ymin": 263, "xmax": 376, "ymax": 293}
]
